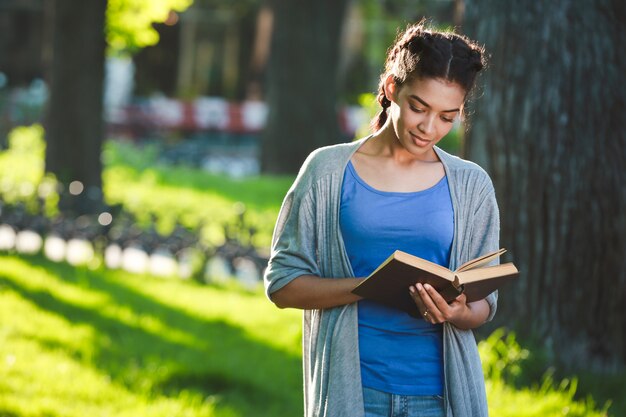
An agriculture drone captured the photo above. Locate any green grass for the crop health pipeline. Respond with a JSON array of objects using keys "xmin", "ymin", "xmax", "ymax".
[
  {"xmin": 101, "ymin": 140, "xmax": 294, "ymax": 247},
  {"xmin": 479, "ymin": 330, "xmax": 611, "ymax": 417},
  {"xmin": 0, "ymin": 254, "xmax": 302, "ymax": 417},
  {"xmin": 0, "ymin": 254, "xmax": 616, "ymax": 417},
  {"xmin": 102, "ymin": 163, "xmax": 292, "ymax": 247},
  {"xmin": 0, "ymin": 126, "xmax": 294, "ymax": 248}
]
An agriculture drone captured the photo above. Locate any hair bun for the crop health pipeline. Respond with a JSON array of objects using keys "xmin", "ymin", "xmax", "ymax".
[
  {"xmin": 405, "ymin": 31, "xmax": 435, "ymax": 53},
  {"xmin": 405, "ymin": 37, "xmax": 423, "ymax": 54},
  {"xmin": 468, "ymin": 49, "xmax": 484, "ymax": 72}
]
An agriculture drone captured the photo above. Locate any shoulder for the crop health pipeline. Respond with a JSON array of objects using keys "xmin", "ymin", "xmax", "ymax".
[
  {"xmin": 294, "ymin": 138, "xmax": 365, "ymax": 187},
  {"xmin": 435, "ymin": 146, "xmax": 494, "ymax": 191}
]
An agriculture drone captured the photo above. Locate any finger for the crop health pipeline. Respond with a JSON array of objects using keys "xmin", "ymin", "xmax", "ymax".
[
  {"xmin": 423, "ymin": 284, "xmax": 453, "ymax": 312},
  {"xmin": 411, "ymin": 285, "xmax": 436, "ymax": 321},
  {"xmin": 416, "ymin": 284, "xmax": 442, "ymax": 321},
  {"xmin": 409, "ymin": 285, "xmax": 428, "ymax": 314}
]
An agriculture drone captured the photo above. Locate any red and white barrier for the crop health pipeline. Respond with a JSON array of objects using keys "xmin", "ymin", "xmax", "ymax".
[{"xmin": 108, "ymin": 96, "xmax": 366, "ymax": 137}]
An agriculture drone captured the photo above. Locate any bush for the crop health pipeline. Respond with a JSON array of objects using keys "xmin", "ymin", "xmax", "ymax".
[{"xmin": 479, "ymin": 329, "xmax": 610, "ymax": 417}]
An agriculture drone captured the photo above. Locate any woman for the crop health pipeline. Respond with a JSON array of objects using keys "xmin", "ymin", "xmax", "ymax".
[{"xmin": 264, "ymin": 22, "xmax": 499, "ymax": 417}]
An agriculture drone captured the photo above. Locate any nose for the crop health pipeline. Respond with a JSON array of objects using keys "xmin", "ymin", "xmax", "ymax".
[{"xmin": 418, "ymin": 116, "xmax": 435, "ymax": 135}]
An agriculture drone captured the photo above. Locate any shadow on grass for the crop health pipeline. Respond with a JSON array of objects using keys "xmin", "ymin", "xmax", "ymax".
[{"xmin": 0, "ymin": 255, "xmax": 302, "ymax": 417}]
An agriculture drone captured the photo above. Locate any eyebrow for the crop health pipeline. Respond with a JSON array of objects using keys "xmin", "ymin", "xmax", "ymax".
[{"xmin": 410, "ymin": 94, "xmax": 460, "ymax": 113}]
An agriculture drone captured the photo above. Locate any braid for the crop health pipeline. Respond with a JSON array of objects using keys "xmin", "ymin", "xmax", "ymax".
[
  {"xmin": 372, "ymin": 83, "xmax": 392, "ymax": 132},
  {"xmin": 468, "ymin": 49, "xmax": 485, "ymax": 72}
]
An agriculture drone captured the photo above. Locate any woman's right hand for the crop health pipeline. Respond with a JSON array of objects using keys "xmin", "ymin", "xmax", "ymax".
[{"xmin": 409, "ymin": 283, "xmax": 490, "ymax": 329}]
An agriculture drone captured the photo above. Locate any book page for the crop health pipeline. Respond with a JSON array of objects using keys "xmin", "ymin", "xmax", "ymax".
[
  {"xmin": 456, "ymin": 262, "xmax": 518, "ymax": 283},
  {"xmin": 455, "ymin": 262, "xmax": 519, "ymax": 302},
  {"xmin": 455, "ymin": 248, "xmax": 506, "ymax": 273}
]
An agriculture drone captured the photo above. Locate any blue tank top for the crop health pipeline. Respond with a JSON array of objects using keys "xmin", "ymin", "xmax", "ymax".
[{"xmin": 340, "ymin": 161, "xmax": 454, "ymax": 395}]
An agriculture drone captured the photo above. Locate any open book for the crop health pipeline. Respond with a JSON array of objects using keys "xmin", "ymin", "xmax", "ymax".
[{"xmin": 351, "ymin": 248, "xmax": 519, "ymax": 315}]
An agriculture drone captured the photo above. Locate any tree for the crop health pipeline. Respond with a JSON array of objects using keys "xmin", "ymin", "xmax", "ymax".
[
  {"xmin": 261, "ymin": 0, "xmax": 349, "ymax": 174},
  {"xmin": 44, "ymin": 0, "xmax": 193, "ymax": 214},
  {"xmin": 44, "ymin": 0, "xmax": 108, "ymax": 214},
  {"xmin": 463, "ymin": 0, "xmax": 626, "ymax": 369}
]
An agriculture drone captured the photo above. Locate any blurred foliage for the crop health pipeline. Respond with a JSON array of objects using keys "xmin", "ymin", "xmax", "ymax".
[
  {"xmin": 479, "ymin": 329, "xmax": 611, "ymax": 417},
  {"xmin": 354, "ymin": 93, "xmax": 379, "ymax": 140},
  {"xmin": 343, "ymin": 0, "xmax": 457, "ymax": 104},
  {"xmin": 102, "ymin": 140, "xmax": 292, "ymax": 247},
  {"xmin": 106, "ymin": 0, "xmax": 194, "ymax": 53},
  {"xmin": 481, "ymin": 328, "xmax": 530, "ymax": 385},
  {"xmin": 0, "ymin": 124, "xmax": 58, "ymax": 217},
  {"xmin": 437, "ymin": 121, "xmax": 462, "ymax": 155},
  {"xmin": 0, "ymin": 125, "xmax": 292, "ymax": 248}
]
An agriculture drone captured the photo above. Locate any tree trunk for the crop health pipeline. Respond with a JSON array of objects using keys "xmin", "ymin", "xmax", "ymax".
[
  {"xmin": 44, "ymin": 0, "xmax": 107, "ymax": 215},
  {"xmin": 261, "ymin": 0, "xmax": 349, "ymax": 174},
  {"xmin": 464, "ymin": 0, "xmax": 626, "ymax": 370}
]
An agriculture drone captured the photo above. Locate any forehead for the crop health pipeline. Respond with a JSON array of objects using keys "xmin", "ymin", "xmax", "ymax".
[{"xmin": 400, "ymin": 77, "xmax": 465, "ymax": 110}]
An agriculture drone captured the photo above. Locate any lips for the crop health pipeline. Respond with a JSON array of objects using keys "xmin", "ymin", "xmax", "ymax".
[{"xmin": 409, "ymin": 132, "xmax": 431, "ymax": 147}]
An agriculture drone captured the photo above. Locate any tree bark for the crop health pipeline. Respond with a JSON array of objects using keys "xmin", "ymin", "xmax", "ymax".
[
  {"xmin": 45, "ymin": 0, "xmax": 107, "ymax": 214},
  {"xmin": 464, "ymin": 0, "xmax": 626, "ymax": 369},
  {"xmin": 261, "ymin": 0, "xmax": 349, "ymax": 174}
]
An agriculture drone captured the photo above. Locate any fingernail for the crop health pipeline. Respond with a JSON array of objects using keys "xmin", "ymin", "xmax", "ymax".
[{"xmin": 409, "ymin": 286, "xmax": 415, "ymax": 294}]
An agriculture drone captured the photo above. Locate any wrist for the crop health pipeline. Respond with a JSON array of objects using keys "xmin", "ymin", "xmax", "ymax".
[{"xmin": 450, "ymin": 300, "xmax": 485, "ymax": 330}]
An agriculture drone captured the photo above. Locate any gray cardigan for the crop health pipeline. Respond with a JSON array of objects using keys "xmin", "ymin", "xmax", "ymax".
[{"xmin": 264, "ymin": 137, "xmax": 499, "ymax": 417}]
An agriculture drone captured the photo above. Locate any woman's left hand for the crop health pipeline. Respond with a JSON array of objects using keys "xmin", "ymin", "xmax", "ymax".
[{"xmin": 409, "ymin": 283, "xmax": 490, "ymax": 329}]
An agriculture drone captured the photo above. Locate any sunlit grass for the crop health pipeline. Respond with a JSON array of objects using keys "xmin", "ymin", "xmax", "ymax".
[
  {"xmin": 0, "ymin": 125, "xmax": 294, "ymax": 247},
  {"xmin": 102, "ymin": 163, "xmax": 290, "ymax": 247},
  {"xmin": 0, "ymin": 254, "xmax": 302, "ymax": 417},
  {"xmin": 0, "ymin": 254, "xmax": 616, "ymax": 416},
  {"xmin": 480, "ymin": 330, "xmax": 611, "ymax": 417},
  {"xmin": 101, "ymin": 139, "xmax": 294, "ymax": 247}
]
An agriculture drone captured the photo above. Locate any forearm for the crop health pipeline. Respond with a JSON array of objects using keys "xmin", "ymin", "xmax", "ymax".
[
  {"xmin": 449, "ymin": 299, "xmax": 490, "ymax": 330},
  {"xmin": 270, "ymin": 275, "xmax": 365, "ymax": 309}
]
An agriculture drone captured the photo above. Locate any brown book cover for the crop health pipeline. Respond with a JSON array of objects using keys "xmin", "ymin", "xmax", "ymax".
[{"xmin": 351, "ymin": 249, "xmax": 519, "ymax": 316}]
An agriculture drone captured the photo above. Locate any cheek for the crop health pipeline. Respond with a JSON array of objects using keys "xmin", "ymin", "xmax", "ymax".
[
  {"xmin": 398, "ymin": 108, "xmax": 419, "ymax": 127},
  {"xmin": 391, "ymin": 106, "xmax": 406, "ymax": 128}
]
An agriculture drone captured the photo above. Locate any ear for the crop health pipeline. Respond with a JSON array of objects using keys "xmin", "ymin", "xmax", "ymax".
[{"xmin": 383, "ymin": 74, "xmax": 398, "ymax": 103}]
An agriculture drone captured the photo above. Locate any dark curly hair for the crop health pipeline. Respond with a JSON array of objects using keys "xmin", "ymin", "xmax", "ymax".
[{"xmin": 372, "ymin": 21, "xmax": 487, "ymax": 132}]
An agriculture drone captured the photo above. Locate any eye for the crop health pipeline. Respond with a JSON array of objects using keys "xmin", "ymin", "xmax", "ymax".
[
  {"xmin": 409, "ymin": 105, "xmax": 424, "ymax": 113},
  {"xmin": 441, "ymin": 116, "xmax": 454, "ymax": 123}
]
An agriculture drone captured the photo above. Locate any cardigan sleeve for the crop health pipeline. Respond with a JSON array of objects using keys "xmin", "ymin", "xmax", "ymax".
[
  {"xmin": 468, "ymin": 176, "xmax": 501, "ymax": 322},
  {"xmin": 263, "ymin": 163, "xmax": 321, "ymax": 300}
]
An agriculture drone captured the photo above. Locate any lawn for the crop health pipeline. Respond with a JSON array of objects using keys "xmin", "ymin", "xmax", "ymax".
[
  {"xmin": 101, "ymin": 140, "xmax": 294, "ymax": 247},
  {"xmin": 0, "ymin": 254, "xmax": 614, "ymax": 417},
  {"xmin": 0, "ymin": 125, "xmax": 295, "ymax": 248},
  {"xmin": 0, "ymin": 254, "xmax": 302, "ymax": 417}
]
